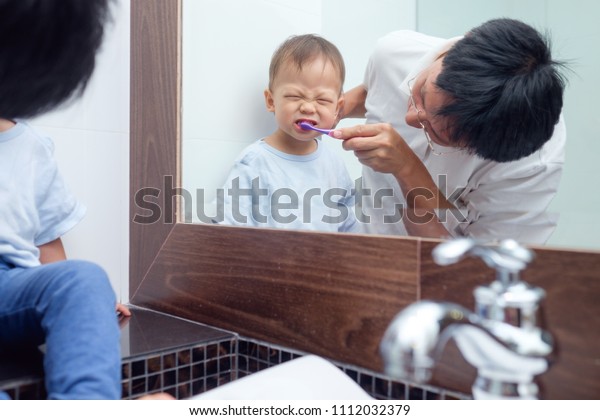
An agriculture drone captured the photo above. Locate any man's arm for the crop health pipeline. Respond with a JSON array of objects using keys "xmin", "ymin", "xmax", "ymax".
[
  {"xmin": 332, "ymin": 123, "xmax": 455, "ymax": 239},
  {"xmin": 340, "ymin": 84, "xmax": 368, "ymax": 119}
]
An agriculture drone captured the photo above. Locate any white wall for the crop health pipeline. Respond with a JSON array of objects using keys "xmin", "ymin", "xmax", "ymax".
[{"xmin": 30, "ymin": 0, "xmax": 130, "ymax": 303}]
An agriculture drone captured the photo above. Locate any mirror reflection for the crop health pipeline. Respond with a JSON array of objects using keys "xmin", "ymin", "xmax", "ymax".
[
  {"xmin": 214, "ymin": 33, "xmax": 358, "ymax": 232},
  {"xmin": 182, "ymin": 0, "xmax": 600, "ymax": 251}
]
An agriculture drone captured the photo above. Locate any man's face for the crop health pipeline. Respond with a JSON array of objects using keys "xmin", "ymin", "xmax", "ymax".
[{"xmin": 405, "ymin": 57, "xmax": 457, "ymax": 148}]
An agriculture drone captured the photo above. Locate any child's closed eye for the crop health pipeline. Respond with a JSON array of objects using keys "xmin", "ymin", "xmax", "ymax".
[{"xmin": 317, "ymin": 98, "xmax": 334, "ymax": 105}]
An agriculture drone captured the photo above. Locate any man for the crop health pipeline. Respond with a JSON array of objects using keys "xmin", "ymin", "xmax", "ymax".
[{"xmin": 334, "ymin": 18, "xmax": 566, "ymax": 244}]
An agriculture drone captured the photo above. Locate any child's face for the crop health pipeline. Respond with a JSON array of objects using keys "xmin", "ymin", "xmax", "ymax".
[{"xmin": 264, "ymin": 56, "xmax": 344, "ymax": 142}]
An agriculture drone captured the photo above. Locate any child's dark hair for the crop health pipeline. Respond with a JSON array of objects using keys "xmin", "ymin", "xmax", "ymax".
[
  {"xmin": 0, "ymin": 0, "xmax": 112, "ymax": 118},
  {"xmin": 436, "ymin": 18, "xmax": 567, "ymax": 162},
  {"xmin": 268, "ymin": 34, "xmax": 345, "ymax": 91}
]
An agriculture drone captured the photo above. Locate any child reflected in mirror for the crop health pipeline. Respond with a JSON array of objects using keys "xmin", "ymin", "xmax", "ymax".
[{"xmin": 216, "ymin": 34, "xmax": 358, "ymax": 233}]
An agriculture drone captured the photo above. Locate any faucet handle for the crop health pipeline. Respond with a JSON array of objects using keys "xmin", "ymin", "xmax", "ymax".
[
  {"xmin": 433, "ymin": 238, "xmax": 546, "ymax": 328},
  {"xmin": 433, "ymin": 238, "xmax": 534, "ymax": 283}
]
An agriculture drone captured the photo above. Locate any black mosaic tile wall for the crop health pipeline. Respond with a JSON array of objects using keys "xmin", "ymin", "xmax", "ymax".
[
  {"xmin": 121, "ymin": 337, "xmax": 237, "ymax": 399},
  {"xmin": 0, "ymin": 348, "xmax": 46, "ymax": 399},
  {"xmin": 236, "ymin": 338, "xmax": 470, "ymax": 401}
]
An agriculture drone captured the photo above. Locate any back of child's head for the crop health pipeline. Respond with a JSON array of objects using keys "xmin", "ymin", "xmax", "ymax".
[
  {"xmin": 268, "ymin": 34, "xmax": 345, "ymax": 91},
  {"xmin": 0, "ymin": 0, "xmax": 112, "ymax": 119}
]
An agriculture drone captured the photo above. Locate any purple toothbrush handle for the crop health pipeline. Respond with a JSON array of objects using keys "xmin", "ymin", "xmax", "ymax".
[{"xmin": 299, "ymin": 122, "xmax": 333, "ymax": 136}]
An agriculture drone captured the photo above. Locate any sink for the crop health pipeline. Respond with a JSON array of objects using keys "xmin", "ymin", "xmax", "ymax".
[{"xmin": 190, "ymin": 355, "xmax": 374, "ymax": 400}]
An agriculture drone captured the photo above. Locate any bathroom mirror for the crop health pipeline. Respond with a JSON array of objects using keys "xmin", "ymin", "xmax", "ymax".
[
  {"xmin": 131, "ymin": 0, "xmax": 600, "ymax": 293},
  {"xmin": 130, "ymin": 2, "xmax": 600, "ymax": 401},
  {"xmin": 178, "ymin": 0, "xmax": 600, "ymax": 251}
]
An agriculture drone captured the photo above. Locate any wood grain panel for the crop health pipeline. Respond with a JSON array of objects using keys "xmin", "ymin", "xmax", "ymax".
[
  {"xmin": 131, "ymin": 224, "xmax": 420, "ymax": 371},
  {"xmin": 420, "ymin": 239, "xmax": 600, "ymax": 399},
  {"xmin": 130, "ymin": 0, "xmax": 180, "ymax": 293}
]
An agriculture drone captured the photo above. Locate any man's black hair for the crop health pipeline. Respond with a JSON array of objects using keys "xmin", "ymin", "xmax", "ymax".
[
  {"xmin": 0, "ymin": 0, "xmax": 112, "ymax": 118},
  {"xmin": 436, "ymin": 18, "xmax": 567, "ymax": 162}
]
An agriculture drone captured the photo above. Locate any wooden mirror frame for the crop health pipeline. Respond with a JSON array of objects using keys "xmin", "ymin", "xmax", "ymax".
[
  {"xmin": 130, "ymin": 0, "xmax": 180, "ymax": 290},
  {"xmin": 130, "ymin": 0, "xmax": 600, "ymax": 399}
]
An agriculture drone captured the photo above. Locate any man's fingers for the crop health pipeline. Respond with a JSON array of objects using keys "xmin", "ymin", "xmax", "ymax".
[{"xmin": 331, "ymin": 123, "xmax": 384, "ymax": 140}]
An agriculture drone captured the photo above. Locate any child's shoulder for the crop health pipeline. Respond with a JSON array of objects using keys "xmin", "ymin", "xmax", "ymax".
[
  {"xmin": 0, "ymin": 120, "xmax": 55, "ymax": 158},
  {"xmin": 12, "ymin": 120, "xmax": 55, "ymax": 153},
  {"xmin": 236, "ymin": 139, "xmax": 271, "ymax": 166}
]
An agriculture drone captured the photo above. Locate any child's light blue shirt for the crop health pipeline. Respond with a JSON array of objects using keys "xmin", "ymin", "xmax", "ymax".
[
  {"xmin": 217, "ymin": 138, "xmax": 358, "ymax": 233},
  {"xmin": 0, "ymin": 121, "xmax": 85, "ymax": 268}
]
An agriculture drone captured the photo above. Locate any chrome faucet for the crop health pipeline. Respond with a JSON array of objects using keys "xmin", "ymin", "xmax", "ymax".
[{"xmin": 380, "ymin": 238, "xmax": 555, "ymax": 399}]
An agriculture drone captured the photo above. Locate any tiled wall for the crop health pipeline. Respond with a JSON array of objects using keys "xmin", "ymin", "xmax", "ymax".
[
  {"xmin": 236, "ymin": 338, "xmax": 470, "ymax": 401},
  {"xmin": 122, "ymin": 337, "xmax": 237, "ymax": 400},
  {"xmin": 125, "ymin": 337, "xmax": 471, "ymax": 400},
  {"xmin": 1, "ymin": 343, "xmax": 470, "ymax": 400}
]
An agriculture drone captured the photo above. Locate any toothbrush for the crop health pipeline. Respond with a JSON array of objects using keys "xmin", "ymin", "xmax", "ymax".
[{"xmin": 299, "ymin": 121, "xmax": 333, "ymax": 136}]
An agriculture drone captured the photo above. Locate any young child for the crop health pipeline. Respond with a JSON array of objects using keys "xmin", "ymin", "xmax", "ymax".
[
  {"xmin": 0, "ymin": 118, "xmax": 125, "ymax": 399},
  {"xmin": 0, "ymin": 0, "xmax": 144, "ymax": 400},
  {"xmin": 217, "ymin": 34, "xmax": 358, "ymax": 232}
]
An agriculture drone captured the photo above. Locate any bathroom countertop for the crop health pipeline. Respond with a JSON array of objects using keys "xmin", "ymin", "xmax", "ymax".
[{"xmin": 120, "ymin": 306, "xmax": 235, "ymax": 359}]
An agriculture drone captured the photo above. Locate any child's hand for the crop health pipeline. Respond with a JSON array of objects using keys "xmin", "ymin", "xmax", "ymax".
[{"xmin": 116, "ymin": 303, "xmax": 131, "ymax": 317}]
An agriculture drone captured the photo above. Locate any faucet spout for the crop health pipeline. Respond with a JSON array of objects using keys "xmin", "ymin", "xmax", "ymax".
[
  {"xmin": 380, "ymin": 301, "xmax": 475, "ymax": 383},
  {"xmin": 380, "ymin": 300, "xmax": 554, "ymax": 399}
]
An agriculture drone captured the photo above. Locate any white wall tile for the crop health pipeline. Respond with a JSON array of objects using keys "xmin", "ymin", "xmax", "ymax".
[
  {"xmin": 31, "ymin": 126, "xmax": 128, "ymax": 300},
  {"xmin": 82, "ymin": 0, "xmax": 131, "ymax": 134},
  {"xmin": 29, "ymin": 0, "xmax": 130, "ymax": 302}
]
